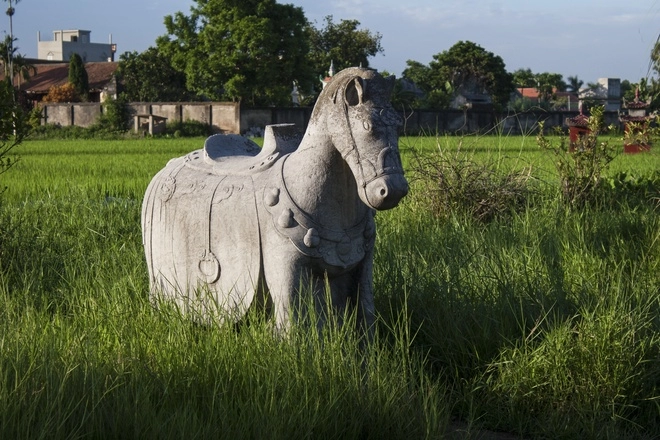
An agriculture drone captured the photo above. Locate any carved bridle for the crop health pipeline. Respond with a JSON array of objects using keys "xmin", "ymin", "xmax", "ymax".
[{"xmin": 330, "ymin": 75, "xmax": 404, "ymax": 191}]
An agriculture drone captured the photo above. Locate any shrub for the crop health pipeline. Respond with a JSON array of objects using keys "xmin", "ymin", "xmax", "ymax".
[
  {"xmin": 537, "ymin": 106, "xmax": 617, "ymax": 206},
  {"xmin": 98, "ymin": 95, "xmax": 131, "ymax": 132},
  {"xmin": 68, "ymin": 53, "xmax": 89, "ymax": 101},
  {"xmin": 410, "ymin": 139, "xmax": 534, "ymax": 222},
  {"xmin": 164, "ymin": 120, "xmax": 212, "ymax": 137},
  {"xmin": 41, "ymin": 83, "xmax": 80, "ymax": 103}
]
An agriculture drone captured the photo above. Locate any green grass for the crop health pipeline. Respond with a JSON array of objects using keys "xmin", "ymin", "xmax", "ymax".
[{"xmin": 1, "ymin": 135, "xmax": 658, "ymax": 439}]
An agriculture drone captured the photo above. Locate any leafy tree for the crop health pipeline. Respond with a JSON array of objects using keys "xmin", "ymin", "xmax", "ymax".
[
  {"xmin": 535, "ymin": 72, "xmax": 566, "ymax": 102},
  {"xmin": 620, "ymin": 79, "xmax": 636, "ymax": 102},
  {"xmin": 406, "ymin": 41, "xmax": 514, "ymax": 110},
  {"xmin": 306, "ymin": 15, "xmax": 383, "ymax": 80},
  {"xmin": 157, "ymin": 0, "xmax": 314, "ymax": 106},
  {"xmin": 0, "ymin": 35, "xmax": 35, "ymax": 90},
  {"xmin": 512, "ymin": 68, "xmax": 536, "ymax": 88},
  {"xmin": 118, "ymin": 48, "xmax": 191, "ymax": 102},
  {"xmin": 402, "ymin": 59, "xmax": 451, "ymax": 109},
  {"xmin": 68, "ymin": 53, "xmax": 89, "ymax": 101}
]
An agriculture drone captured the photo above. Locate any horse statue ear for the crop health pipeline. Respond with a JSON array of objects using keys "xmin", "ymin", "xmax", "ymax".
[{"xmin": 345, "ymin": 77, "xmax": 364, "ymax": 106}]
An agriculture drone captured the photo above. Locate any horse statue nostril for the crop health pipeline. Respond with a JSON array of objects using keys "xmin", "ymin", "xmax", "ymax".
[{"xmin": 379, "ymin": 187, "xmax": 387, "ymax": 197}]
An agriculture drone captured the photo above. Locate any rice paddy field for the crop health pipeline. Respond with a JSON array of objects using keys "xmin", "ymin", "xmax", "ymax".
[{"xmin": 0, "ymin": 134, "xmax": 658, "ymax": 439}]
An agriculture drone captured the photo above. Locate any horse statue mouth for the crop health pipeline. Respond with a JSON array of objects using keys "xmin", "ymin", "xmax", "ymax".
[{"xmin": 363, "ymin": 173, "xmax": 409, "ymax": 210}]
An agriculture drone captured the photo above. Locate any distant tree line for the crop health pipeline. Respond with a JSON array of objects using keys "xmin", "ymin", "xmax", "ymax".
[{"xmin": 5, "ymin": 0, "xmax": 659, "ymax": 112}]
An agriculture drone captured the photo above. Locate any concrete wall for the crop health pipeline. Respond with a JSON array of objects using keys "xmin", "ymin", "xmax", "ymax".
[
  {"xmin": 41, "ymin": 102, "xmax": 241, "ymax": 134},
  {"xmin": 40, "ymin": 102, "xmax": 622, "ymax": 136}
]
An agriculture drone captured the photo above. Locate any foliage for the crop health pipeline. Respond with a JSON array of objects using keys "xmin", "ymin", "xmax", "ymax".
[
  {"xmin": 41, "ymin": 82, "xmax": 80, "ymax": 103},
  {"xmin": 97, "ymin": 94, "xmax": 131, "ymax": 132},
  {"xmin": 164, "ymin": 120, "xmax": 212, "ymax": 138},
  {"xmin": 0, "ymin": 79, "xmax": 28, "ymax": 201},
  {"xmin": 0, "ymin": 35, "xmax": 35, "ymax": 90},
  {"xmin": 534, "ymin": 71, "xmax": 566, "ymax": 101},
  {"xmin": 537, "ymin": 106, "xmax": 618, "ymax": 206},
  {"xmin": 566, "ymin": 74, "xmax": 584, "ymax": 93},
  {"xmin": 623, "ymin": 117, "xmax": 659, "ymax": 146},
  {"xmin": 157, "ymin": 0, "xmax": 314, "ymax": 106},
  {"xmin": 118, "ymin": 48, "xmax": 192, "ymax": 102},
  {"xmin": 511, "ymin": 68, "xmax": 569, "ymax": 110},
  {"xmin": 620, "ymin": 79, "xmax": 636, "ymax": 102},
  {"xmin": 512, "ymin": 68, "xmax": 536, "ymax": 89},
  {"xmin": 306, "ymin": 15, "xmax": 383, "ymax": 85},
  {"xmin": 68, "ymin": 53, "xmax": 89, "ymax": 101},
  {"xmin": 402, "ymin": 60, "xmax": 450, "ymax": 109},
  {"xmin": 410, "ymin": 138, "xmax": 534, "ymax": 223},
  {"xmin": 404, "ymin": 41, "xmax": 514, "ymax": 110},
  {"xmin": 645, "ymin": 36, "xmax": 660, "ymax": 110}
]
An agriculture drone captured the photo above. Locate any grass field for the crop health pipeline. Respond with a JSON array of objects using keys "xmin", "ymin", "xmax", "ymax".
[{"xmin": 1, "ymin": 135, "xmax": 658, "ymax": 439}]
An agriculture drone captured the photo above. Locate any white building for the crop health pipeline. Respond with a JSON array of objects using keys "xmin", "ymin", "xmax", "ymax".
[
  {"xmin": 578, "ymin": 78, "xmax": 621, "ymax": 112},
  {"xmin": 37, "ymin": 30, "xmax": 116, "ymax": 62}
]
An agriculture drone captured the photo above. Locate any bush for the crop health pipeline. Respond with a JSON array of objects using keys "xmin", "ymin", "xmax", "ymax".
[
  {"xmin": 41, "ymin": 83, "xmax": 80, "ymax": 103},
  {"xmin": 410, "ymin": 139, "xmax": 534, "ymax": 223},
  {"xmin": 164, "ymin": 120, "xmax": 213, "ymax": 137},
  {"xmin": 537, "ymin": 106, "xmax": 617, "ymax": 207},
  {"xmin": 98, "ymin": 95, "xmax": 131, "ymax": 132}
]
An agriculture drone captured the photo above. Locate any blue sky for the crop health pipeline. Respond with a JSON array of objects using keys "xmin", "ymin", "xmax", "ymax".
[{"xmin": 3, "ymin": 0, "xmax": 659, "ymax": 84}]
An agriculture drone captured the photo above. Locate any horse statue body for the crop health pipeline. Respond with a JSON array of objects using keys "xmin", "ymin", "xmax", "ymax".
[{"xmin": 142, "ymin": 67, "xmax": 408, "ymax": 332}]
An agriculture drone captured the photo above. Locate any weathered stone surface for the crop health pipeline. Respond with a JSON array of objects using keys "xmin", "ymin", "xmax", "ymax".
[{"xmin": 142, "ymin": 67, "xmax": 408, "ymax": 332}]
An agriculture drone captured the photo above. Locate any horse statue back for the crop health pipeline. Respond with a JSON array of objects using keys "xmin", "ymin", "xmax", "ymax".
[{"xmin": 142, "ymin": 67, "xmax": 408, "ymax": 331}]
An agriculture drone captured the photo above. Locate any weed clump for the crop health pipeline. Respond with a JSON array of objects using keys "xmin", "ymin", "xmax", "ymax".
[
  {"xmin": 537, "ymin": 106, "xmax": 618, "ymax": 207},
  {"xmin": 410, "ymin": 139, "xmax": 533, "ymax": 223}
]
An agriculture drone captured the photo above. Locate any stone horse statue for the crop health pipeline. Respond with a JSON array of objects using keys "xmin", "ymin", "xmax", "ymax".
[{"xmin": 142, "ymin": 67, "xmax": 408, "ymax": 333}]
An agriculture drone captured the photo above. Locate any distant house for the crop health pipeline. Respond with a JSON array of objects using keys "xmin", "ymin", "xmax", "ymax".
[
  {"xmin": 37, "ymin": 30, "xmax": 117, "ymax": 62},
  {"xmin": 4, "ymin": 61, "xmax": 120, "ymax": 104},
  {"xmin": 578, "ymin": 78, "xmax": 621, "ymax": 112},
  {"xmin": 448, "ymin": 79, "xmax": 492, "ymax": 109},
  {"xmin": 515, "ymin": 87, "xmax": 579, "ymax": 111}
]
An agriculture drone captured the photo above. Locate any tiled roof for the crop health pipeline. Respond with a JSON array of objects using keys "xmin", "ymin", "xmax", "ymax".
[
  {"xmin": 2, "ymin": 61, "xmax": 118, "ymax": 93},
  {"xmin": 565, "ymin": 114, "xmax": 589, "ymax": 128},
  {"xmin": 624, "ymin": 99, "xmax": 649, "ymax": 109},
  {"xmin": 620, "ymin": 115, "xmax": 651, "ymax": 123}
]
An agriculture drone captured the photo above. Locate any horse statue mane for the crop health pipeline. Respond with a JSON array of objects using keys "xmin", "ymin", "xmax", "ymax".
[{"xmin": 142, "ymin": 67, "xmax": 408, "ymax": 334}]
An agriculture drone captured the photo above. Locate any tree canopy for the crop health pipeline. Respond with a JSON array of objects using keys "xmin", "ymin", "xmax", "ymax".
[
  {"xmin": 0, "ymin": 36, "xmax": 35, "ymax": 90},
  {"xmin": 68, "ymin": 53, "xmax": 89, "ymax": 101},
  {"xmin": 306, "ymin": 15, "xmax": 383, "ymax": 80},
  {"xmin": 118, "ymin": 48, "xmax": 191, "ymax": 102},
  {"xmin": 646, "ymin": 36, "xmax": 660, "ymax": 110},
  {"xmin": 512, "ymin": 68, "xmax": 536, "ymax": 89},
  {"xmin": 404, "ymin": 41, "xmax": 514, "ymax": 110},
  {"xmin": 156, "ymin": 0, "xmax": 314, "ymax": 106}
]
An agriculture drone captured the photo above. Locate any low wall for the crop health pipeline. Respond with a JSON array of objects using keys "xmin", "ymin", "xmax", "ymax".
[
  {"xmin": 237, "ymin": 108, "xmax": 623, "ymax": 135},
  {"xmin": 398, "ymin": 109, "xmax": 622, "ymax": 135},
  {"xmin": 41, "ymin": 102, "xmax": 241, "ymax": 134},
  {"xmin": 40, "ymin": 102, "xmax": 623, "ymax": 136}
]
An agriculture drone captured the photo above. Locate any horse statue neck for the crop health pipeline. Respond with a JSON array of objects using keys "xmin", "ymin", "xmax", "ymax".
[{"xmin": 281, "ymin": 126, "xmax": 368, "ymax": 231}]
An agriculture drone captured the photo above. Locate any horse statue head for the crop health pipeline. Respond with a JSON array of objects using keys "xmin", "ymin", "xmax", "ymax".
[{"xmin": 309, "ymin": 67, "xmax": 408, "ymax": 210}]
